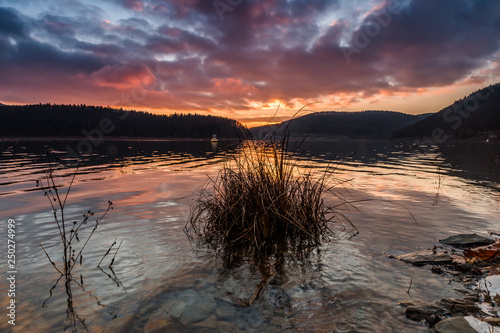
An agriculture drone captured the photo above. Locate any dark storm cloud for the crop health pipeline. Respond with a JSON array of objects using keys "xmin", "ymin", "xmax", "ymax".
[
  {"xmin": 0, "ymin": 7, "xmax": 26, "ymax": 36},
  {"xmin": 0, "ymin": 0, "xmax": 499, "ymax": 114},
  {"xmin": 342, "ymin": 0, "xmax": 500, "ymax": 87}
]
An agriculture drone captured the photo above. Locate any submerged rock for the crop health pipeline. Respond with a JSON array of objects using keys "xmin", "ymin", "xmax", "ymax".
[
  {"xmin": 434, "ymin": 317, "xmax": 477, "ymax": 333},
  {"xmin": 398, "ymin": 250, "xmax": 452, "ymax": 266},
  {"xmin": 144, "ymin": 314, "xmax": 175, "ymax": 333},
  {"xmin": 104, "ymin": 314, "xmax": 135, "ymax": 333},
  {"xmin": 179, "ymin": 293, "xmax": 216, "ymax": 325},
  {"xmin": 191, "ymin": 314, "xmax": 218, "ymax": 329},
  {"xmin": 439, "ymin": 234, "xmax": 494, "ymax": 247},
  {"xmin": 218, "ymin": 321, "xmax": 238, "ymax": 333}
]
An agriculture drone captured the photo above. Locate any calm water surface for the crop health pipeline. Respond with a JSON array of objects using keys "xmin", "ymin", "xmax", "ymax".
[{"xmin": 0, "ymin": 139, "xmax": 499, "ymax": 332}]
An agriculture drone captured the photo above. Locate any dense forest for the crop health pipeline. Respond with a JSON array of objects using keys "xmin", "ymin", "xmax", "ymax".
[
  {"xmin": 250, "ymin": 110, "xmax": 432, "ymax": 140},
  {"xmin": 0, "ymin": 104, "xmax": 250, "ymax": 139},
  {"xmin": 392, "ymin": 83, "xmax": 500, "ymax": 139}
]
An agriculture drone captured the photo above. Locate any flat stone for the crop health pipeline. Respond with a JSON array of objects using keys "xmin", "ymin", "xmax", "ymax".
[
  {"xmin": 405, "ymin": 301, "xmax": 447, "ymax": 324},
  {"xmin": 169, "ymin": 302, "xmax": 186, "ymax": 319},
  {"xmin": 439, "ymin": 234, "xmax": 494, "ymax": 247},
  {"xmin": 434, "ymin": 317, "xmax": 477, "ymax": 333},
  {"xmin": 398, "ymin": 250, "xmax": 452, "ymax": 266}
]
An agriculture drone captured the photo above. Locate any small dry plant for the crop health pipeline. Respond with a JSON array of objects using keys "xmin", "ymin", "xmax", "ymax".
[
  {"xmin": 37, "ymin": 153, "xmax": 121, "ymax": 332},
  {"xmin": 185, "ymin": 118, "xmax": 357, "ymax": 262},
  {"xmin": 37, "ymin": 160, "xmax": 114, "ymax": 278}
]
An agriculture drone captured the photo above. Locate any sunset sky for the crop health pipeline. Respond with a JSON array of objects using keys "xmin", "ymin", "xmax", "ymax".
[{"xmin": 1, "ymin": 0, "xmax": 499, "ymax": 127}]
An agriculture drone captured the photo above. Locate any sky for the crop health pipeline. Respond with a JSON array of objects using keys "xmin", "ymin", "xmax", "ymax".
[{"xmin": 0, "ymin": 0, "xmax": 499, "ymax": 127}]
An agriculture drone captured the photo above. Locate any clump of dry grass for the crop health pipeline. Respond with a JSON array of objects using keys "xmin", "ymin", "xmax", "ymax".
[{"xmin": 185, "ymin": 135, "xmax": 354, "ymax": 258}]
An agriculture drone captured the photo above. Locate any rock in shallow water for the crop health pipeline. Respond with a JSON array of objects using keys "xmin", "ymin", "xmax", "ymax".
[
  {"xmin": 439, "ymin": 234, "xmax": 494, "ymax": 247},
  {"xmin": 144, "ymin": 314, "xmax": 175, "ymax": 333},
  {"xmin": 104, "ymin": 314, "xmax": 135, "ymax": 333},
  {"xmin": 191, "ymin": 314, "xmax": 218, "ymax": 329},
  {"xmin": 398, "ymin": 250, "xmax": 452, "ymax": 266},
  {"xmin": 179, "ymin": 293, "xmax": 216, "ymax": 325},
  {"xmin": 218, "ymin": 321, "xmax": 237, "ymax": 333}
]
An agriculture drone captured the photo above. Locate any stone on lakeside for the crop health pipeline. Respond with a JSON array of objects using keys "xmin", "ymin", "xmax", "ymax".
[
  {"xmin": 434, "ymin": 317, "xmax": 477, "ymax": 333},
  {"xmin": 404, "ymin": 301, "xmax": 447, "ymax": 324},
  {"xmin": 439, "ymin": 234, "xmax": 494, "ymax": 247}
]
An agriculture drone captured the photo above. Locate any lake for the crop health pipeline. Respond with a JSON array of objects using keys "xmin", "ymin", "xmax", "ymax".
[{"xmin": 1, "ymin": 138, "xmax": 499, "ymax": 332}]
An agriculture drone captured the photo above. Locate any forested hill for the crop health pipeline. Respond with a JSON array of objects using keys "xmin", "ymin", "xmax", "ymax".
[
  {"xmin": 0, "ymin": 104, "xmax": 249, "ymax": 139},
  {"xmin": 392, "ymin": 83, "xmax": 500, "ymax": 139},
  {"xmin": 251, "ymin": 110, "xmax": 431, "ymax": 139}
]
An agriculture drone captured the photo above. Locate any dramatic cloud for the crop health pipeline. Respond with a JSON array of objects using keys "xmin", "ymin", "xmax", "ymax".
[{"xmin": 0, "ymin": 0, "xmax": 499, "ymax": 124}]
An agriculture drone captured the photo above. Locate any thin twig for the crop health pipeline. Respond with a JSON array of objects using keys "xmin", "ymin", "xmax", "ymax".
[
  {"xmin": 40, "ymin": 243, "xmax": 63, "ymax": 275},
  {"xmin": 97, "ymin": 237, "xmax": 117, "ymax": 267},
  {"xmin": 109, "ymin": 240, "xmax": 123, "ymax": 267}
]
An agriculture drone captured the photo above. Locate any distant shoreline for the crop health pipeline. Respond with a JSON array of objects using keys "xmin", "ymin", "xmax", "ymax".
[
  {"xmin": 0, "ymin": 136, "xmax": 242, "ymax": 142},
  {"xmin": 0, "ymin": 136, "xmax": 497, "ymax": 143}
]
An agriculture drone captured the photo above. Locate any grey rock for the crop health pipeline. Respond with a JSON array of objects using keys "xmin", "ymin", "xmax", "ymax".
[
  {"xmin": 439, "ymin": 234, "xmax": 494, "ymax": 247},
  {"xmin": 398, "ymin": 250, "xmax": 452, "ymax": 266},
  {"xmin": 434, "ymin": 317, "xmax": 477, "ymax": 333},
  {"xmin": 169, "ymin": 302, "xmax": 186, "ymax": 319}
]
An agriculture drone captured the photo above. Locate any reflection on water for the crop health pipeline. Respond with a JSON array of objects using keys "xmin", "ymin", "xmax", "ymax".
[{"xmin": 0, "ymin": 138, "xmax": 499, "ymax": 332}]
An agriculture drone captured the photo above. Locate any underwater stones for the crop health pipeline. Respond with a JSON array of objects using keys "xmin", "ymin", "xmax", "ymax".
[
  {"xmin": 191, "ymin": 314, "xmax": 218, "ymax": 329},
  {"xmin": 398, "ymin": 250, "xmax": 452, "ymax": 266},
  {"xmin": 144, "ymin": 314, "xmax": 175, "ymax": 333},
  {"xmin": 217, "ymin": 320, "xmax": 238, "ymax": 333},
  {"xmin": 104, "ymin": 314, "xmax": 135, "ymax": 333},
  {"xmin": 179, "ymin": 292, "xmax": 216, "ymax": 325},
  {"xmin": 215, "ymin": 302, "xmax": 237, "ymax": 320},
  {"xmin": 169, "ymin": 302, "xmax": 186, "ymax": 320},
  {"xmin": 439, "ymin": 234, "xmax": 494, "ymax": 247}
]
